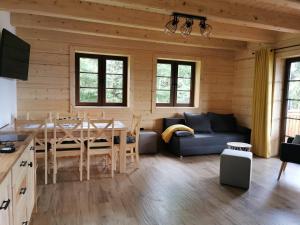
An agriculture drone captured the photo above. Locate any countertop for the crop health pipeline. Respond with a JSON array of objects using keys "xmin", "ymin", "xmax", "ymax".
[{"xmin": 0, "ymin": 132, "xmax": 34, "ymax": 183}]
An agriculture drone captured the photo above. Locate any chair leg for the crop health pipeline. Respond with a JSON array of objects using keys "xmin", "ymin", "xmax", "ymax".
[
  {"xmin": 45, "ymin": 150, "xmax": 48, "ymax": 185},
  {"xmin": 111, "ymin": 152, "xmax": 114, "ymax": 178},
  {"xmin": 87, "ymin": 154, "xmax": 90, "ymax": 181},
  {"xmin": 135, "ymin": 147, "xmax": 140, "ymax": 168},
  {"xmin": 277, "ymin": 161, "xmax": 286, "ymax": 181},
  {"xmin": 53, "ymin": 155, "xmax": 56, "ymax": 184},
  {"xmin": 80, "ymin": 153, "xmax": 83, "ymax": 182},
  {"xmin": 130, "ymin": 148, "xmax": 134, "ymax": 163}
]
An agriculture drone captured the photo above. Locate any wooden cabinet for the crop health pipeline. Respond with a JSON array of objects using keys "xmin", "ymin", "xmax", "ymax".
[
  {"xmin": 11, "ymin": 140, "xmax": 35, "ymax": 225},
  {"xmin": 0, "ymin": 172, "xmax": 13, "ymax": 225}
]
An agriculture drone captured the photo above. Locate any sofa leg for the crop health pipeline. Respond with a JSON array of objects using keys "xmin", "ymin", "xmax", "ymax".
[
  {"xmin": 283, "ymin": 162, "xmax": 288, "ymax": 172},
  {"xmin": 277, "ymin": 162, "xmax": 286, "ymax": 181}
]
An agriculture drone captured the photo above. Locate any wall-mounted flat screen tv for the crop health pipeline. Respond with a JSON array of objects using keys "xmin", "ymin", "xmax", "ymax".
[{"xmin": 0, "ymin": 29, "xmax": 30, "ymax": 81}]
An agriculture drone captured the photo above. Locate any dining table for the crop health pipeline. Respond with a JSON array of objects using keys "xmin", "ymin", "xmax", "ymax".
[{"xmin": 16, "ymin": 120, "xmax": 129, "ymax": 174}]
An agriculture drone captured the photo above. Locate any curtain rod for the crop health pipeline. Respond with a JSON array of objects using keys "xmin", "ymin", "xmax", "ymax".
[{"xmin": 251, "ymin": 44, "xmax": 300, "ymax": 55}]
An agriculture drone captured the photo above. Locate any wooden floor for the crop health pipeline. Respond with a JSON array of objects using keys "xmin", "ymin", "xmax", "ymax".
[{"xmin": 31, "ymin": 153, "xmax": 300, "ymax": 225}]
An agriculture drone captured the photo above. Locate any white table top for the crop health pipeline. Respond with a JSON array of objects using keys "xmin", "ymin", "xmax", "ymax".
[
  {"xmin": 227, "ymin": 142, "xmax": 252, "ymax": 148},
  {"xmin": 20, "ymin": 121, "xmax": 127, "ymax": 130}
]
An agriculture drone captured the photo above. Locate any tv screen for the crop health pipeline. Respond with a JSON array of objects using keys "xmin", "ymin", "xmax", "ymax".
[{"xmin": 0, "ymin": 29, "xmax": 30, "ymax": 80}]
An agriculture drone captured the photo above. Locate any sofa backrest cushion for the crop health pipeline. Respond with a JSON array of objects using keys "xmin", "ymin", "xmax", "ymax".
[
  {"xmin": 163, "ymin": 118, "xmax": 185, "ymax": 131},
  {"xmin": 207, "ymin": 112, "xmax": 237, "ymax": 132},
  {"xmin": 292, "ymin": 135, "xmax": 300, "ymax": 144},
  {"xmin": 184, "ymin": 112, "xmax": 212, "ymax": 133}
]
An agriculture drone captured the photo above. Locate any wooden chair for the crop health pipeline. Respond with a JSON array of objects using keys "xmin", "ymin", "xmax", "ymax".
[
  {"xmin": 115, "ymin": 114, "xmax": 142, "ymax": 170},
  {"xmin": 15, "ymin": 119, "xmax": 49, "ymax": 184},
  {"xmin": 86, "ymin": 119, "xmax": 115, "ymax": 179},
  {"xmin": 51, "ymin": 119, "xmax": 84, "ymax": 184},
  {"xmin": 127, "ymin": 115, "xmax": 142, "ymax": 168}
]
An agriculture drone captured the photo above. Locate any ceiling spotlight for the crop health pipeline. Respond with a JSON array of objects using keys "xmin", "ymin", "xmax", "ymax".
[
  {"xmin": 180, "ymin": 18, "xmax": 193, "ymax": 37},
  {"xmin": 199, "ymin": 18, "xmax": 212, "ymax": 37},
  {"xmin": 164, "ymin": 16, "xmax": 179, "ymax": 34},
  {"xmin": 164, "ymin": 12, "xmax": 213, "ymax": 38}
]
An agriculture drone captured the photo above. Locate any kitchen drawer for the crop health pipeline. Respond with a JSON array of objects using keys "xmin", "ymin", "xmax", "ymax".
[
  {"xmin": 12, "ymin": 149, "xmax": 29, "ymax": 187},
  {"xmin": 12, "ymin": 173, "xmax": 27, "ymax": 209}
]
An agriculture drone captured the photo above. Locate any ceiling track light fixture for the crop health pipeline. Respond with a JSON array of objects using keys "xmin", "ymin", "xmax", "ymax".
[{"xmin": 165, "ymin": 12, "xmax": 212, "ymax": 38}]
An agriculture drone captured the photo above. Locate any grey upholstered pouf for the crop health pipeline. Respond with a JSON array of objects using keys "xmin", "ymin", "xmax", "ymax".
[
  {"xmin": 220, "ymin": 149, "xmax": 253, "ymax": 189},
  {"xmin": 139, "ymin": 130, "xmax": 158, "ymax": 154}
]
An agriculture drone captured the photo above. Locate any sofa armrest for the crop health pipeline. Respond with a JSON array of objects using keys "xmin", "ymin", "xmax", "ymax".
[
  {"xmin": 236, "ymin": 125, "xmax": 251, "ymax": 134},
  {"xmin": 280, "ymin": 143, "xmax": 300, "ymax": 163},
  {"xmin": 174, "ymin": 131, "xmax": 193, "ymax": 137}
]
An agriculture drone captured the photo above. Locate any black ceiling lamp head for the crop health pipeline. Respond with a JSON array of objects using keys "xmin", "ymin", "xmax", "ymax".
[
  {"xmin": 164, "ymin": 12, "xmax": 212, "ymax": 37},
  {"xmin": 164, "ymin": 15, "xmax": 179, "ymax": 34},
  {"xmin": 199, "ymin": 17, "xmax": 212, "ymax": 37},
  {"xmin": 180, "ymin": 18, "xmax": 193, "ymax": 37}
]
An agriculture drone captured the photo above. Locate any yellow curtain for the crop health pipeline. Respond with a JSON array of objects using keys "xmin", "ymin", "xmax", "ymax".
[{"xmin": 251, "ymin": 48, "xmax": 274, "ymax": 158}]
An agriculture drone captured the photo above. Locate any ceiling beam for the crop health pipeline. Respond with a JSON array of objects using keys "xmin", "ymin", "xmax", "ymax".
[
  {"xmin": 0, "ymin": 0, "xmax": 276, "ymax": 43},
  {"xmin": 83, "ymin": 0, "xmax": 300, "ymax": 33},
  {"xmin": 11, "ymin": 13, "xmax": 246, "ymax": 50}
]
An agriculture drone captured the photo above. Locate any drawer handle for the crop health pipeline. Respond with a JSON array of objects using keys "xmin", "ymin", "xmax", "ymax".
[
  {"xmin": 20, "ymin": 160, "xmax": 27, "ymax": 167},
  {"xmin": 0, "ymin": 199, "xmax": 10, "ymax": 210},
  {"xmin": 22, "ymin": 221, "xmax": 28, "ymax": 225},
  {"xmin": 28, "ymin": 162, "xmax": 33, "ymax": 167},
  {"xmin": 20, "ymin": 187, "xmax": 27, "ymax": 195}
]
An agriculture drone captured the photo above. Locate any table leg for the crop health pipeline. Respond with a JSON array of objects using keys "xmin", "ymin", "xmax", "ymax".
[{"xmin": 119, "ymin": 130, "xmax": 127, "ymax": 173}]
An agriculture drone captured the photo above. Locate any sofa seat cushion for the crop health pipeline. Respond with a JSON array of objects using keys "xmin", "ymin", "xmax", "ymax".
[{"xmin": 184, "ymin": 112, "xmax": 212, "ymax": 133}]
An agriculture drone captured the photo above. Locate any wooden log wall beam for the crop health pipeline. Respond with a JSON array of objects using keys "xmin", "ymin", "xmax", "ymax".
[
  {"xmin": 0, "ymin": 0, "xmax": 277, "ymax": 43},
  {"xmin": 11, "ymin": 13, "xmax": 246, "ymax": 50},
  {"xmin": 83, "ymin": 0, "xmax": 300, "ymax": 33}
]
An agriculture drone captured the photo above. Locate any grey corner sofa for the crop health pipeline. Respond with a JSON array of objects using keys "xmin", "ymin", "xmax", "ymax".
[{"xmin": 163, "ymin": 112, "xmax": 251, "ymax": 157}]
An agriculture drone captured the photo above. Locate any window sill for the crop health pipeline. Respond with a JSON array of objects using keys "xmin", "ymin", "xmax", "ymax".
[
  {"xmin": 156, "ymin": 106, "xmax": 197, "ymax": 109},
  {"xmin": 73, "ymin": 105, "xmax": 129, "ymax": 109}
]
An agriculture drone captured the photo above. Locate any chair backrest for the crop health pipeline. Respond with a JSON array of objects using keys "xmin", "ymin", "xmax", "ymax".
[
  {"xmin": 15, "ymin": 119, "xmax": 48, "ymax": 149},
  {"xmin": 87, "ymin": 119, "xmax": 114, "ymax": 150},
  {"xmin": 130, "ymin": 114, "xmax": 142, "ymax": 144},
  {"xmin": 53, "ymin": 119, "xmax": 83, "ymax": 150},
  {"xmin": 55, "ymin": 112, "xmax": 79, "ymax": 121}
]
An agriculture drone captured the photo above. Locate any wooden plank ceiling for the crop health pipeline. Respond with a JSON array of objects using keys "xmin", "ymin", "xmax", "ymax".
[{"xmin": 1, "ymin": 0, "xmax": 300, "ymax": 51}]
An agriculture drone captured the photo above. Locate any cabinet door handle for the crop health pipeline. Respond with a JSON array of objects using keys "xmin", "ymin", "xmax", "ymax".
[
  {"xmin": 20, "ymin": 187, "xmax": 27, "ymax": 195},
  {"xmin": 28, "ymin": 162, "xmax": 33, "ymax": 167},
  {"xmin": 22, "ymin": 221, "xmax": 28, "ymax": 225},
  {"xmin": 20, "ymin": 160, "xmax": 27, "ymax": 167},
  {"xmin": 30, "ymin": 146, "xmax": 35, "ymax": 151},
  {"xmin": 0, "ymin": 199, "xmax": 10, "ymax": 210}
]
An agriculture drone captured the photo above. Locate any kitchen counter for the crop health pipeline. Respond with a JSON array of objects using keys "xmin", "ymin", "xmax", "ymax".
[{"xmin": 0, "ymin": 133, "xmax": 34, "ymax": 183}]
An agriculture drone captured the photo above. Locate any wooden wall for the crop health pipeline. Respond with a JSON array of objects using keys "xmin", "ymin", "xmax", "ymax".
[
  {"xmin": 232, "ymin": 50, "xmax": 255, "ymax": 128},
  {"xmin": 16, "ymin": 28, "xmax": 236, "ymax": 132}
]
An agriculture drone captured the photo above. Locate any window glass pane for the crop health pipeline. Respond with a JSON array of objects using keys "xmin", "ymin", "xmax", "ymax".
[
  {"xmin": 80, "ymin": 58, "xmax": 98, "ymax": 73},
  {"xmin": 177, "ymin": 78, "xmax": 191, "ymax": 91},
  {"xmin": 287, "ymin": 100, "xmax": 300, "ymax": 116},
  {"xmin": 289, "ymin": 62, "xmax": 300, "ymax": 80},
  {"xmin": 285, "ymin": 118, "xmax": 300, "ymax": 138},
  {"xmin": 178, "ymin": 65, "xmax": 192, "ymax": 78},
  {"xmin": 157, "ymin": 63, "xmax": 171, "ymax": 77},
  {"xmin": 176, "ymin": 91, "xmax": 190, "ymax": 104},
  {"xmin": 80, "ymin": 88, "xmax": 98, "ymax": 102},
  {"xmin": 156, "ymin": 90, "xmax": 171, "ymax": 103},
  {"xmin": 80, "ymin": 73, "xmax": 98, "ymax": 88},
  {"xmin": 288, "ymin": 81, "xmax": 300, "ymax": 99},
  {"xmin": 106, "ymin": 75, "xmax": 123, "ymax": 88},
  {"xmin": 157, "ymin": 77, "xmax": 171, "ymax": 90},
  {"xmin": 106, "ymin": 60, "xmax": 123, "ymax": 74},
  {"xmin": 106, "ymin": 89, "xmax": 123, "ymax": 103}
]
